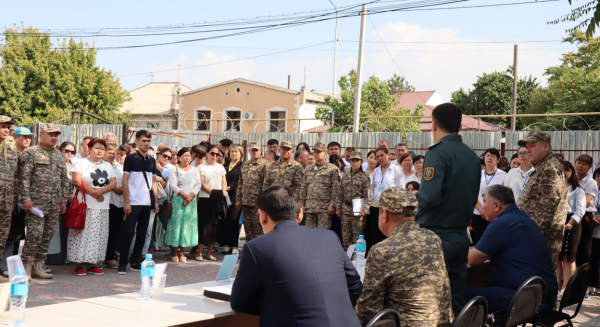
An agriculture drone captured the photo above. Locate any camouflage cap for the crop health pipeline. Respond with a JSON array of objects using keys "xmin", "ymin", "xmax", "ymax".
[
  {"xmin": 280, "ymin": 141, "xmax": 294, "ymax": 149},
  {"xmin": 0, "ymin": 115, "xmax": 15, "ymax": 125},
  {"xmin": 39, "ymin": 124, "xmax": 61, "ymax": 134},
  {"xmin": 379, "ymin": 187, "xmax": 418, "ymax": 215},
  {"xmin": 313, "ymin": 142, "xmax": 327, "ymax": 152},
  {"xmin": 249, "ymin": 142, "xmax": 261, "ymax": 150},
  {"xmin": 517, "ymin": 131, "xmax": 551, "ymax": 147},
  {"xmin": 349, "ymin": 151, "xmax": 362, "ymax": 160}
]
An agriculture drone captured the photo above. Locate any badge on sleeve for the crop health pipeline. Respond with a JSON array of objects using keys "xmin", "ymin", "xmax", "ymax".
[{"xmin": 423, "ymin": 167, "xmax": 435, "ymax": 181}]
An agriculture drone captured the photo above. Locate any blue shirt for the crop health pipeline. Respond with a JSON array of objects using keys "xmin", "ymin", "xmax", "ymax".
[
  {"xmin": 476, "ymin": 204, "xmax": 558, "ymax": 302},
  {"xmin": 157, "ymin": 164, "xmax": 172, "ymax": 205}
]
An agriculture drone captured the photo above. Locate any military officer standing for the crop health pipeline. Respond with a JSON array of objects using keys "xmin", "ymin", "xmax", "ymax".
[
  {"xmin": 262, "ymin": 141, "xmax": 304, "ymax": 195},
  {"xmin": 356, "ymin": 187, "xmax": 453, "ymax": 326},
  {"xmin": 236, "ymin": 142, "xmax": 269, "ymax": 241},
  {"xmin": 19, "ymin": 124, "xmax": 69, "ymax": 280},
  {"xmin": 0, "ymin": 116, "xmax": 18, "ymax": 283},
  {"xmin": 336, "ymin": 152, "xmax": 370, "ymax": 250},
  {"xmin": 415, "ymin": 103, "xmax": 480, "ymax": 316},
  {"xmin": 300, "ymin": 142, "xmax": 341, "ymax": 229},
  {"xmin": 516, "ymin": 131, "xmax": 568, "ymax": 267}
]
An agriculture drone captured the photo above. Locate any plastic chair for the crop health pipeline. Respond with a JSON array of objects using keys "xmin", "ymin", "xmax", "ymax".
[
  {"xmin": 365, "ymin": 309, "xmax": 402, "ymax": 327},
  {"xmin": 452, "ymin": 296, "xmax": 488, "ymax": 327},
  {"xmin": 493, "ymin": 276, "xmax": 545, "ymax": 327},
  {"xmin": 535, "ymin": 263, "xmax": 591, "ymax": 327}
]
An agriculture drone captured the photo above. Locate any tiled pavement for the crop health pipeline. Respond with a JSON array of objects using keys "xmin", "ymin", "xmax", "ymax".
[{"xmin": 28, "ymin": 252, "xmax": 600, "ymax": 326}]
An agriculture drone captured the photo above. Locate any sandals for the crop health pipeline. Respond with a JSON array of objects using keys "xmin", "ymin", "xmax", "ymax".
[
  {"xmin": 195, "ymin": 256, "xmax": 204, "ymax": 261},
  {"xmin": 171, "ymin": 256, "xmax": 179, "ymax": 263},
  {"xmin": 179, "ymin": 254, "xmax": 187, "ymax": 263},
  {"xmin": 206, "ymin": 255, "xmax": 217, "ymax": 261}
]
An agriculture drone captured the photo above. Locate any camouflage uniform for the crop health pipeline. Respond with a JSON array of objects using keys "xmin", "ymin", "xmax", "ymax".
[
  {"xmin": 262, "ymin": 155, "xmax": 304, "ymax": 197},
  {"xmin": 356, "ymin": 188, "xmax": 453, "ymax": 326},
  {"xmin": 337, "ymin": 152, "xmax": 371, "ymax": 250},
  {"xmin": 300, "ymin": 154, "xmax": 341, "ymax": 229},
  {"xmin": 238, "ymin": 143, "xmax": 269, "ymax": 241},
  {"xmin": 19, "ymin": 126, "xmax": 69, "ymax": 265},
  {"xmin": 0, "ymin": 116, "xmax": 18, "ymax": 263},
  {"xmin": 517, "ymin": 132, "xmax": 568, "ymax": 267}
]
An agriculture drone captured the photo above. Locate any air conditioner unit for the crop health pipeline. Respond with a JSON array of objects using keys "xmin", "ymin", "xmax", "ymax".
[{"xmin": 244, "ymin": 113, "xmax": 255, "ymax": 119}]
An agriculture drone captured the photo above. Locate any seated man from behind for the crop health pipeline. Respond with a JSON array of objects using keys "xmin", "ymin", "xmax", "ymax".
[
  {"xmin": 465, "ymin": 184, "xmax": 558, "ymax": 313},
  {"xmin": 355, "ymin": 187, "xmax": 453, "ymax": 327},
  {"xmin": 231, "ymin": 185, "xmax": 362, "ymax": 327}
]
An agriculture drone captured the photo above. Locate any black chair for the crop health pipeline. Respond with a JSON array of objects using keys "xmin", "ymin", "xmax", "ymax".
[
  {"xmin": 535, "ymin": 263, "xmax": 591, "ymax": 327},
  {"xmin": 452, "ymin": 296, "xmax": 488, "ymax": 327},
  {"xmin": 493, "ymin": 276, "xmax": 546, "ymax": 327},
  {"xmin": 365, "ymin": 309, "xmax": 402, "ymax": 327}
]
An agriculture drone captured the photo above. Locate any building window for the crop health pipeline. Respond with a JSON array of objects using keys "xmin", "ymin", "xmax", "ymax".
[
  {"xmin": 225, "ymin": 110, "xmax": 241, "ymax": 132},
  {"xmin": 146, "ymin": 122, "xmax": 159, "ymax": 129},
  {"xmin": 269, "ymin": 111, "xmax": 286, "ymax": 132},
  {"xmin": 196, "ymin": 110, "xmax": 211, "ymax": 131}
]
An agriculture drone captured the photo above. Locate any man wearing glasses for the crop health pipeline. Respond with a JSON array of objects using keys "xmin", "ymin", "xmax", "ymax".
[
  {"xmin": 503, "ymin": 146, "xmax": 535, "ymax": 201},
  {"xmin": 104, "ymin": 132, "xmax": 118, "ymax": 147}
]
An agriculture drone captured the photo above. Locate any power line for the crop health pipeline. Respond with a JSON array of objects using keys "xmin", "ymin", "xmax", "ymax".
[{"xmin": 368, "ymin": 14, "xmax": 406, "ymax": 77}]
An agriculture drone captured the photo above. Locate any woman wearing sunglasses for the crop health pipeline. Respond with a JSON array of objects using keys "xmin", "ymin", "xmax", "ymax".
[{"xmin": 196, "ymin": 145, "xmax": 227, "ymax": 261}]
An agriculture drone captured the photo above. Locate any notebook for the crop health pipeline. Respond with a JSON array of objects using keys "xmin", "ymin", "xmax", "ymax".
[{"xmin": 216, "ymin": 253, "xmax": 238, "ymax": 282}]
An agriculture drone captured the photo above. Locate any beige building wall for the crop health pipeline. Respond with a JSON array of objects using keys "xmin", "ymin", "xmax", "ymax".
[
  {"xmin": 128, "ymin": 114, "xmax": 177, "ymax": 130},
  {"xmin": 181, "ymin": 81, "xmax": 301, "ymax": 134}
]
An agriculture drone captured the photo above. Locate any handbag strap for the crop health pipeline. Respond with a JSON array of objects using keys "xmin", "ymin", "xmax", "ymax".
[
  {"xmin": 137, "ymin": 152, "xmax": 152, "ymax": 191},
  {"xmin": 80, "ymin": 180, "xmax": 86, "ymax": 203}
]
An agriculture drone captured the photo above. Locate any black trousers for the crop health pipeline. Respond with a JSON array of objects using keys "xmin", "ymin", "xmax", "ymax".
[
  {"xmin": 364, "ymin": 207, "xmax": 385, "ymax": 255},
  {"xmin": 591, "ymin": 237, "xmax": 600, "ymax": 288},
  {"xmin": 470, "ymin": 214, "xmax": 488, "ymax": 246},
  {"xmin": 330, "ymin": 214, "xmax": 343, "ymax": 247},
  {"xmin": 576, "ymin": 212, "xmax": 594, "ymax": 267},
  {"xmin": 106, "ymin": 204, "xmax": 124, "ymax": 261},
  {"xmin": 117, "ymin": 205, "xmax": 151, "ymax": 266}
]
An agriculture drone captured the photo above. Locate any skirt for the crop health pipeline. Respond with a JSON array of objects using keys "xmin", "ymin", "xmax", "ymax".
[
  {"xmin": 165, "ymin": 196, "xmax": 199, "ymax": 247},
  {"xmin": 198, "ymin": 197, "xmax": 217, "ymax": 244},
  {"xmin": 67, "ymin": 208, "xmax": 109, "ymax": 264},
  {"xmin": 559, "ymin": 213, "xmax": 582, "ymax": 262}
]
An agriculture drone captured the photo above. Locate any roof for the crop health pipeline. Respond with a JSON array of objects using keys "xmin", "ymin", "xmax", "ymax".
[
  {"xmin": 120, "ymin": 82, "xmax": 191, "ymax": 115},
  {"xmin": 391, "ymin": 91, "xmax": 437, "ymax": 112},
  {"xmin": 303, "ymin": 124, "xmax": 331, "ymax": 133},
  {"xmin": 183, "ymin": 78, "xmax": 299, "ymax": 96},
  {"xmin": 419, "ymin": 106, "xmax": 506, "ymax": 132}
]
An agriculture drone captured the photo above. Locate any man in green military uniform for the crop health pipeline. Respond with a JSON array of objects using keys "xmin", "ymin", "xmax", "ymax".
[
  {"xmin": 300, "ymin": 142, "xmax": 341, "ymax": 229},
  {"xmin": 262, "ymin": 141, "xmax": 304, "ymax": 195},
  {"xmin": 19, "ymin": 124, "xmax": 69, "ymax": 280},
  {"xmin": 356, "ymin": 187, "xmax": 453, "ymax": 326},
  {"xmin": 0, "ymin": 116, "xmax": 18, "ymax": 283},
  {"xmin": 415, "ymin": 103, "xmax": 480, "ymax": 316},
  {"xmin": 236, "ymin": 142, "xmax": 269, "ymax": 241}
]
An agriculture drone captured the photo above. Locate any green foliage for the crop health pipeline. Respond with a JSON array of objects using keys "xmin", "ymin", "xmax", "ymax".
[
  {"xmin": 315, "ymin": 70, "xmax": 421, "ymax": 133},
  {"xmin": 548, "ymin": 0, "xmax": 600, "ymax": 38},
  {"xmin": 386, "ymin": 73, "xmax": 415, "ymax": 94},
  {"xmin": 450, "ymin": 66, "xmax": 539, "ymax": 129},
  {"xmin": 523, "ymin": 30, "xmax": 600, "ymax": 130},
  {"xmin": 0, "ymin": 25, "xmax": 131, "ymax": 125}
]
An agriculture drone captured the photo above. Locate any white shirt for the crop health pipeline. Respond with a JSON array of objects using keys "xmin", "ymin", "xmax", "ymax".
[
  {"xmin": 567, "ymin": 186, "xmax": 586, "ymax": 223},
  {"xmin": 405, "ymin": 173, "xmax": 420, "ymax": 185},
  {"xmin": 109, "ymin": 162, "xmax": 124, "ymax": 208},
  {"xmin": 169, "ymin": 165, "xmax": 202, "ymax": 196},
  {"xmin": 72, "ymin": 157, "xmax": 113, "ymax": 210},
  {"xmin": 370, "ymin": 164, "xmax": 405, "ymax": 205},
  {"xmin": 580, "ymin": 175, "xmax": 598, "ymax": 213},
  {"xmin": 198, "ymin": 163, "xmax": 227, "ymax": 198},
  {"xmin": 503, "ymin": 165, "xmax": 535, "ymax": 201},
  {"xmin": 474, "ymin": 169, "xmax": 507, "ymax": 215}
]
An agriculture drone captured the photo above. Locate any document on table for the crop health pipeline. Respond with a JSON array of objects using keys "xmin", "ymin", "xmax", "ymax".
[
  {"xmin": 17, "ymin": 203, "xmax": 44, "ymax": 217},
  {"xmin": 352, "ymin": 199, "xmax": 364, "ymax": 216}
]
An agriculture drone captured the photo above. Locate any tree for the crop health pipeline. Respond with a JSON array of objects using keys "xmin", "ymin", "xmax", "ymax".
[
  {"xmin": 0, "ymin": 25, "xmax": 131, "ymax": 125},
  {"xmin": 386, "ymin": 73, "xmax": 415, "ymax": 94},
  {"xmin": 450, "ymin": 67, "xmax": 539, "ymax": 129},
  {"xmin": 315, "ymin": 70, "xmax": 421, "ymax": 134},
  {"xmin": 549, "ymin": 0, "xmax": 600, "ymax": 37},
  {"xmin": 523, "ymin": 30, "xmax": 600, "ymax": 130}
]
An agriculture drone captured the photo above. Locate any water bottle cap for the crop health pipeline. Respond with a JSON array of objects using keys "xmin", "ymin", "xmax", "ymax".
[
  {"xmin": 145, "ymin": 254, "xmax": 153, "ymax": 260},
  {"xmin": 359, "ymin": 235, "xmax": 364, "ymax": 239},
  {"xmin": 15, "ymin": 268, "xmax": 25, "ymax": 274}
]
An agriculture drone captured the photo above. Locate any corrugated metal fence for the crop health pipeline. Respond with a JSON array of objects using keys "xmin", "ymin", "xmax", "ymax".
[{"xmin": 32, "ymin": 123, "xmax": 600, "ymax": 162}]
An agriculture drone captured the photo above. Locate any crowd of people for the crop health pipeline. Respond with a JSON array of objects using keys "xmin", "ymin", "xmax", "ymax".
[{"xmin": 1, "ymin": 101, "xmax": 600, "ymax": 325}]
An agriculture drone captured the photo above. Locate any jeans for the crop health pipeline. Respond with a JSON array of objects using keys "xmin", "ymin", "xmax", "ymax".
[{"xmin": 118, "ymin": 206, "xmax": 151, "ymax": 266}]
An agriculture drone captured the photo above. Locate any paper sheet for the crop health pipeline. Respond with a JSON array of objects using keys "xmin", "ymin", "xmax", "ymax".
[
  {"xmin": 352, "ymin": 199, "xmax": 364, "ymax": 216},
  {"xmin": 346, "ymin": 244, "xmax": 356, "ymax": 260},
  {"xmin": 17, "ymin": 203, "xmax": 44, "ymax": 217}
]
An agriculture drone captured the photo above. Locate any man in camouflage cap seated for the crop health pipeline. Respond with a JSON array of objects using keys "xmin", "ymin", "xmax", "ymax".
[{"xmin": 355, "ymin": 187, "xmax": 453, "ymax": 326}]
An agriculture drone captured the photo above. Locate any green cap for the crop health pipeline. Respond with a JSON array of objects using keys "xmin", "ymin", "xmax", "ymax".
[{"xmin": 517, "ymin": 131, "xmax": 551, "ymax": 147}]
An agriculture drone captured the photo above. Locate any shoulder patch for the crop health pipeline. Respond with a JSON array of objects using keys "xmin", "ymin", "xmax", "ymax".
[{"xmin": 423, "ymin": 167, "xmax": 435, "ymax": 181}]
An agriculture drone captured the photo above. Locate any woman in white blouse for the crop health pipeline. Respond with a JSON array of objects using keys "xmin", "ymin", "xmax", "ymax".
[
  {"xmin": 398, "ymin": 153, "xmax": 417, "ymax": 184},
  {"xmin": 166, "ymin": 148, "xmax": 202, "ymax": 263},
  {"xmin": 557, "ymin": 161, "xmax": 586, "ymax": 299},
  {"xmin": 365, "ymin": 147, "xmax": 404, "ymax": 254}
]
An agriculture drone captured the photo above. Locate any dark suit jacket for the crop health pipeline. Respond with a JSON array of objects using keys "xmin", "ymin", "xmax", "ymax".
[{"xmin": 231, "ymin": 220, "xmax": 363, "ymax": 327}]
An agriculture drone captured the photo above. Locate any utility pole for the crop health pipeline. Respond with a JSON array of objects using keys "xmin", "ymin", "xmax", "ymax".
[
  {"xmin": 511, "ymin": 44, "xmax": 518, "ymax": 131},
  {"xmin": 353, "ymin": 4, "xmax": 367, "ymax": 133},
  {"xmin": 328, "ymin": 0, "xmax": 338, "ymax": 130}
]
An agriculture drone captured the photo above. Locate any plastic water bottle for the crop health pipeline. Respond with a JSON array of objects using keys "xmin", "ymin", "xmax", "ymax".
[
  {"xmin": 8, "ymin": 268, "xmax": 28, "ymax": 325},
  {"xmin": 355, "ymin": 235, "xmax": 367, "ymax": 269},
  {"xmin": 140, "ymin": 254, "xmax": 155, "ymax": 301}
]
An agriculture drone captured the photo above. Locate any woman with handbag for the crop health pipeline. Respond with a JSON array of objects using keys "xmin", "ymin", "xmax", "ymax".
[
  {"xmin": 104, "ymin": 144, "xmax": 127, "ymax": 269},
  {"xmin": 166, "ymin": 148, "xmax": 201, "ymax": 263},
  {"xmin": 196, "ymin": 145, "xmax": 227, "ymax": 261},
  {"xmin": 68, "ymin": 138, "xmax": 116, "ymax": 276}
]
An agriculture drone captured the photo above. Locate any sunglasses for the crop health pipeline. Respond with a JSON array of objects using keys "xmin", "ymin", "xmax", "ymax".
[
  {"xmin": 64, "ymin": 150, "xmax": 76, "ymax": 155},
  {"xmin": 107, "ymin": 143, "xmax": 117, "ymax": 147},
  {"xmin": 162, "ymin": 154, "xmax": 172, "ymax": 160},
  {"xmin": 210, "ymin": 152, "xmax": 222, "ymax": 157}
]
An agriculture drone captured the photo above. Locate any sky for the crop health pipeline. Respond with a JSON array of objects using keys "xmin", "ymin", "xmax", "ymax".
[{"xmin": 0, "ymin": 0, "xmax": 578, "ymax": 101}]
